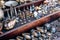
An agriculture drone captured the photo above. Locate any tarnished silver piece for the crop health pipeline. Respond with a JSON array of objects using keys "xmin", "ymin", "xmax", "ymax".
[
  {"xmin": 33, "ymin": 11, "xmax": 38, "ymax": 19},
  {"xmin": 7, "ymin": 10, "xmax": 10, "ymax": 19},
  {"xmin": 41, "ymin": 34, "xmax": 47, "ymax": 40},
  {"xmin": 14, "ymin": 8, "xmax": 18, "ymax": 16},
  {"xmin": 38, "ymin": 10, "xmax": 43, "ymax": 18},
  {"xmin": 0, "ymin": 8, "xmax": 4, "ymax": 19},
  {"xmin": 5, "ymin": 1, "xmax": 18, "ymax": 7},
  {"xmin": 47, "ymin": 32, "xmax": 52, "ymax": 36},
  {"xmin": 44, "ymin": 29, "xmax": 47, "ymax": 33},
  {"xmin": 32, "ymin": 31, "xmax": 38, "ymax": 37},
  {"xmin": 10, "ymin": 5, "xmax": 14, "ymax": 19},
  {"xmin": 5, "ymin": 19, "xmax": 17, "ymax": 30},
  {"xmin": 22, "ymin": 33, "xmax": 31, "ymax": 40},
  {"xmin": 36, "ymin": 27, "xmax": 44, "ymax": 33},
  {"xmin": 45, "ymin": 23, "xmax": 51, "ymax": 30},
  {"xmin": 5, "ymin": 1, "xmax": 18, "ymax": 19}
]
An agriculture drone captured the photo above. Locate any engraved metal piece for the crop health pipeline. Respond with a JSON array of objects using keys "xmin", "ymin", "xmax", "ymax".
[
  {"xmin": 22, "ymin": 33, "xmax": 31, "ymax": 40},
  {"xmin": 4, "ymin": 19, "xmax": 17, "ymax": 30}
]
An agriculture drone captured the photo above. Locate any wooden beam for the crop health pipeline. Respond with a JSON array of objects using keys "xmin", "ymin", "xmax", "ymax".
[{"xmin": 0, "ymin": 11, "xmax": 60, "ymax": 40}]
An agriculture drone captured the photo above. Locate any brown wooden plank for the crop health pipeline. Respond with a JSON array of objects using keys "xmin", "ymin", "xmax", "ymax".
[{"xmin": 0, "ymin": 11, "xmax": 60, "ymax": 40}]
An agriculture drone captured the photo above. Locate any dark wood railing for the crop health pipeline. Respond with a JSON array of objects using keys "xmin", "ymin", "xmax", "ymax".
[{"xmin": 0, "ymin": 11, "xmax": 60, "ymax": 40}]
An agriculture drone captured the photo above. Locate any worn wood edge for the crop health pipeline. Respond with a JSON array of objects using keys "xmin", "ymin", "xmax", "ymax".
[{"xmin": 0, "ymin": 11, "xmax": 60, "ymax": 40}]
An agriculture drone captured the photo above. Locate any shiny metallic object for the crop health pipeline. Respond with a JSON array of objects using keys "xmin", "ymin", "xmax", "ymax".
[
  {"xmin": 45, "ymin": 23, "xmax": 51, "ymax": 30},
  {"xmin": 5, "ymin": 1, "xmax": 18, "ymax": 7},
  {"xmin": 5, "ymin": 1, "xmax": 18, "ymax": 19},
  {"xmin": 14, "ymin": 8, "xmax": 18, "ymax": 16},
  {"xmin": 51, "ymin": 27, "xmax": 56, "ymax": 33},
  {"xmin": 32, "ymin": 31, "xmax": 38, "ymax": 37},
  {"xmin": 0, "ymin": 8, "xmax": 4, "ymax": 19},
  {"xmin": 33, "ymin": 11, "xmax": 38, "ymax": 19},
  {"xmin": 10, "ymin": 6, "xmax": 14, "ymax": 19},
  {"xmin": 4, "ymin": 19, "xmax": 17, "ymax": 30},
  {"xmin": 22, "ymin": 33, "xmax": 31, "ymax": 40},
  {"xmin": 36, "ymin": 27, "xmax": 44, "ymax": 33}
]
